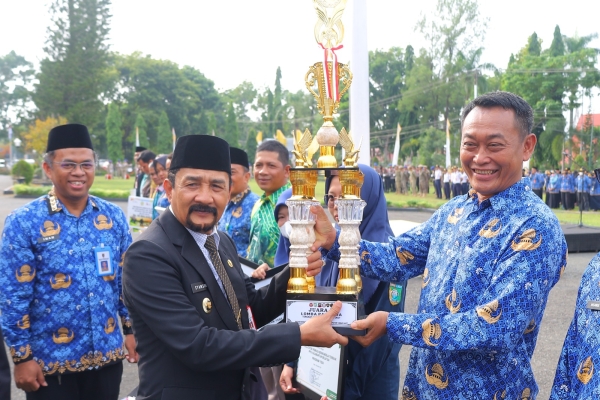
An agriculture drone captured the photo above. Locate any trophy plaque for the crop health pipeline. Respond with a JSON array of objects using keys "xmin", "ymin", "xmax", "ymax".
[{"xmin": 284, "ymin": 2, "xmax": 366, "ymax": 399}]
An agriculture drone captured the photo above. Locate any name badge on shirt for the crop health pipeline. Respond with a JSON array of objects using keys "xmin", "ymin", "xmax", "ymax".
[
  {"xmin": 37, "ymin": 234, "xmax": 60, "ymax": 244},
  {"xmin": 586, "ymin": 300, "xmax": 600, "ymax": 311},
  {"xmin": 191, "ymin": 282, "xmax": 207, "ymax": 293},
  {"xmin": 94, "ymin": 245, "xmax": 114, "ymax": 277}
]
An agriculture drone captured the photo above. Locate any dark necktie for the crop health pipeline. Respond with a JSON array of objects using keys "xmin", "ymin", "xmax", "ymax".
[{"xmin": 204, "ymin": 235, "xmax": 242, "ymax": 329}]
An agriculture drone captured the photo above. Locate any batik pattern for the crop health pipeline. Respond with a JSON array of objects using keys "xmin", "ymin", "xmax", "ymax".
[
  {"xmin": 247, "ymin": 184, "xmax": 290, "ymax": 267},
  {"xmin": 217, "ymin": 189, "xmax": 259, "ymax": 257},
  {"xmin": 326, "ymin": 179, "xmax": 567, "ymax": 399},
  {"xmin": 0, "ymin": 195, "xmax": 132, "ymax": 374},
  {"xmin": 550, "ymin": 253, "xmax": 600, "ymax": 399}
]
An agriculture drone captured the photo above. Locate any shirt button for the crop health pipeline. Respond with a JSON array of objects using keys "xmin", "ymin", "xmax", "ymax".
[{"xmin": 89, "ymin": 292, "xmax": 94, "ymax": 297}]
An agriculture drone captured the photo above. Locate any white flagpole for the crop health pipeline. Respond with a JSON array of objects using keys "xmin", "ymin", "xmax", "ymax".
[
  {"xmin": 445, "ymin": 119, "xmax": 451, "ymax": 168},
  {"xmin": 135, "ymin": 126, "xmax": 140, "ymax": 147},
  {"xmin": 392, "ymin": 123, "xmax": 401, "ymax": 166}
]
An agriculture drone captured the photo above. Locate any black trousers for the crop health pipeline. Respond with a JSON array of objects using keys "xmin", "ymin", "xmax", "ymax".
[
  {"xmin": 434, "ymin": 179, "xmax": 442, "ymax": 198},
  {"xmin": 561, "ymin": 192, "xmax": 574, "ymax": 210},
  {"xmin": 452, "ymin": 183, "xmax": 461, "ymax": 197},
  {"xmin": 533, "ymin": 189, "xmax": 543, "ymax": 199},
  {"xmin": 26, "ymin": 361, "xmax": 123, "ymax": 400},
  {"xmin": 443, "ymin": 182, "xmax": 451, "ymax": 199},
  {"xmin": 579, "ymin": 192, "xmax": 590, "ymax": 211}
]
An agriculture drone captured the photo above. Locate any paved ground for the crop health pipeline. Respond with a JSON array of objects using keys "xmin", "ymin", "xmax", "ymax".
[{"xmin": 0, "ymin": 175, "xmax": 594, "ymax": 400}]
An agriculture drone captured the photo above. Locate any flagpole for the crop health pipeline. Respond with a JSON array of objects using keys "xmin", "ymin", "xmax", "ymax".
[
  {"xmin": 445, "ymin": 119, "xmax": 451, "ymax": 168},
  {"xmin": 136, "ymin": 126, "xmax": 140, "ymax": 147},
  {"xmin": 172, "ymin": 128, "xmax": 176, "ymax": 151},
  {"xmin": 392, "ymin": 123, "xmax": 401, "ymax": 166}
]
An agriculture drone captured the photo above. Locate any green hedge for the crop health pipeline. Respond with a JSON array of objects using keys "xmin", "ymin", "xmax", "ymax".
[
  {"xmin": 12, "ymin": 161, "xmax": 34, "ymax": 184},
  {"xmin": 13, "ymin": 184, "xmax": 129, "ymax": 200}
]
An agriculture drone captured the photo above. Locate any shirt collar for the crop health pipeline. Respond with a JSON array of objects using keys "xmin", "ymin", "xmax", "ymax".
[
  {"xmin": 467, "ymin": 178, "xmax": 531, "ymax": 210},
  {"xmin": 230, "ymin": 188, "xmax": 250, "ymax": 205},
  {"xmin": 47, "ymin": 191, "xmax": 99, "ymax": 216},
  {"xmin": 185, "ymin": 227, "xmax": 220, "ymax": 250},
  {"xmin": 261, "ymin": 183, "xmax": 291, "ymax": 204}
]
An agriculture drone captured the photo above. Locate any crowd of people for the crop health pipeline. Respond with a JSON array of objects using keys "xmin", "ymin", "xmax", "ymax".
[
  {"xmin": 0, "ymin": 91, "xmax": 599, "ymax": 400},
  {"xmin": 533, "ymin": 167, "xmax": 600, "ymax": 211},
  {"xmin": 378, "ymin": 165, "xmax": 471, "ymax": 199}
]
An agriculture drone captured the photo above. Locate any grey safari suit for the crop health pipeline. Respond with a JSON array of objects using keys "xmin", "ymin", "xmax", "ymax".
[{"xmin": 123, "ymin": 210, "xmax": 300, "ymax": 400}]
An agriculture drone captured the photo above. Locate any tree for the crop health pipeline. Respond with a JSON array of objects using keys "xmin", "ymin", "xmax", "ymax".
[
  {"xmin": 113, "ymin": 53, "xmax": 223, "ymax": 145},
  {"xmin": 245, "ymin": 127, "xmax": 258, "ymax": 165},
  {"xmin": 35, "ymin": 0, "xmax": 114, "ymax": 132},
  {"xmin": 156, "ymin": 110, "xmax": 172, "ymax": 154},
  {"xmin": 106, "ymin": 103, "xmax": 123, "ymax": 165},
  {"xmin": 12, "ymin": 160, "xmax": 34, "ymax": 184},
  {"xmin": 549, "ymin": 26, "xmax": 565, "ymax": 57},
  {"xmin": 223, "ymin": 103, "xmax": 239, "ymax": 147},
  {"xmin": 417, "ymin": 0, "xmax": 488, "ymax": 124},
  {"xmin": 0, "ymin": 51, "xmax": 35, "ymax": 139},
  {"xmin": 23, "ymin": 116, "xmax": 68, "ymax": 158},
  {"xmin": 135, "ymin": 113, "xmax": 149, "ymax": 149}
]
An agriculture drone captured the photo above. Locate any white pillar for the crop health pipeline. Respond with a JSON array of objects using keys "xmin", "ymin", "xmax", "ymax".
[{"xmin": 349, "ymin": 0, "xmax": 370, "ymax": 166}]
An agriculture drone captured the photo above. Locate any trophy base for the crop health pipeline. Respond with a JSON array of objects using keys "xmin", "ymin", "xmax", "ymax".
[{"xmin": 286, "ymin": 287, "xmax": 366, "ymax": 336}]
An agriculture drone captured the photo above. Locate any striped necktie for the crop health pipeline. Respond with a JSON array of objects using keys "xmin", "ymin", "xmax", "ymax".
[{"xmin": 204, "ymin": 235, "xmax": 242, "ymax": 329}]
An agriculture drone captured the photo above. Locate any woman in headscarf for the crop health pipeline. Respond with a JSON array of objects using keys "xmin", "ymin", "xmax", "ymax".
[
  {"xmin": 279, "ymin": 164, "xmax": 406, "ymax": 400},
  {"xmin": 151, "ymin": 155, "xmax": 170, "ymax": 220}
]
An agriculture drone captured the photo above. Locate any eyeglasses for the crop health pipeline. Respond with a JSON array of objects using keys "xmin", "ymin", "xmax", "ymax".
[
  {"xmin": 324, "ymin": 194, "xmax": 341, "ymax": 208},
  {"xmin": 53, "ymin": 161, "xmax": 95, "ymax": 171}
]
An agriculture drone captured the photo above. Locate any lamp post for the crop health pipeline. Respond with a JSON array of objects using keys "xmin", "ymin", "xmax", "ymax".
[{"xmin": 13, "ymin": 138, "xmax": 22, "ymax": 161}]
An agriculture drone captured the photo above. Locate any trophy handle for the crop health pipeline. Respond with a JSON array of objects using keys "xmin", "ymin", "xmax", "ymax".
[
  {"xmin": 305, "ymin": 64, "xmax": 323, "ymax": 113},
  {"xmin": 338, "ymin": 63, "xmax": 353, "ymax": 100}
]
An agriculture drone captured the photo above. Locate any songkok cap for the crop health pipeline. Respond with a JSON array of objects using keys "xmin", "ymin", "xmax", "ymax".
[
  {"xmin": 46, "ymin": 124, "xmax": 93, "ymax": 152},
  {"xmin": 171, "ymin": 135, "xmax": 231, "ymax": 175},
  {"xmin": 135, "ymin": 146, "xmax": 147, "ymax": 152},
  {"xmin": 230, "ymin": 147, "xmax": 249, "ymax": 168}
]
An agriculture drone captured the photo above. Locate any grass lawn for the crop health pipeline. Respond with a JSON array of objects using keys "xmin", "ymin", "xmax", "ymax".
[
  {"xmin": 250, "ymin": 177, "xmax": 600, "ymax": 227},
  {"xmin": 91, "ymin": 177, "xmax": 135, "ymax": 192},
  {"xmin": 16, "ymin": 175, "xmax": 600, "ymax": 227}
]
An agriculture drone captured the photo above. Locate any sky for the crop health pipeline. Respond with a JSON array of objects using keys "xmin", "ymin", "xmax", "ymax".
[{"xmin": 1, "ymin": 0, "xmax": 599, "ymax": 111}]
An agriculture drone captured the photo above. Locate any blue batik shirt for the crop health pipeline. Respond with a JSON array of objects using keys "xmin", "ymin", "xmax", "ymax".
[
  {"xmin": 591, "ymin": 179, "xmax": 600, "ymax": 196},
  {"xmin": 0, "ymin": 194, "xmax": 133, "ymax": 375},
  {"xmin": 217, "ymin": 188, "xmax": 259, "ymax": 258},
  {"xmin": 576, "ymin": 175, "xmax": 584, "ymax": 192},
  {"xmin": 583, "ymin": 175, "xmax": 591, "ymax": 193},
  {"xmin": 530, "ymin": 172, "xmax": 545, "ymax": 190},
  {"xmin": 551, "ymin": 253, "xmax": 600, "ymax": 399},
  {"xmin": 561, "ymin": 174, "xmax": 575, "ymax": 192},
  {"xmin": 325, "ymin": 179, "xmax": 567, "ymax": 399}
]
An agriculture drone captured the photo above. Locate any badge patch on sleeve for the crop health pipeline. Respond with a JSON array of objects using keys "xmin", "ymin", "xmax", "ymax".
[{"xmin": 389, "ymin": 282, "xmax": 403, "ymax": 306}]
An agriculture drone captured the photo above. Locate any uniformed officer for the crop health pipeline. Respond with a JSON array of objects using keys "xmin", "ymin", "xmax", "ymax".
[
  {"xmin": 217, "ymin": 147, "xmax": 259, "ymax": 258},
  {"xmin": 122, "ymin": 134, "xmax": 346, "ymax": 400},
  {"xmin": 0, "ymin": 123, "xmax": 137, "ymax": 400}
]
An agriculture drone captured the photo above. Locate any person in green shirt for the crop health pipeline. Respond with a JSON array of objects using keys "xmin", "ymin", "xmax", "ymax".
[{"xmin": 247, "ymin": 140, "xmax": 291, "ymax": 280}]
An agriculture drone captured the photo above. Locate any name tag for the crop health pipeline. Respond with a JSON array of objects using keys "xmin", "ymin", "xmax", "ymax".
[
  {"xmin": 37, "ymin": 234, "xmax": 60, "ymax": 243},
  {"xmin": 587, "ymin": 300, "xmax": 600, "ymax": 311},
  {"xmin": 191, "ymin": 282, "xmax": 207, "ymax": 293}
]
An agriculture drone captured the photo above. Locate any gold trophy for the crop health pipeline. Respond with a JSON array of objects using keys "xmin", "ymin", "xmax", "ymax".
[{"xmin": 285, "ymin": 5, "xmax": 367, "ymax": 398}]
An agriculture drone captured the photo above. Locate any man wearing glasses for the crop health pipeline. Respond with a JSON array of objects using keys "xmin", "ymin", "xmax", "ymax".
[{"xmin": 0, "ymin": 124, "xmax": 137, "ymax": 400}]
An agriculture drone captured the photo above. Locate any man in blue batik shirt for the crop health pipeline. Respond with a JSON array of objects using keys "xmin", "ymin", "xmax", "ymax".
[
  {"xmin": 529, "ymin": 166, "xmax": 544, "ymax": 199},
  {"xmin": 561, "ymin": 169, "xmax": 575, "ymax": 210},
  {"xmin": 551, "ymin": 169, "xmax": 600, "ymax": 398},
  {"xmin": 0, "ymin": 124, "xmax": 137, "ymax": 400},
  {"xmin": 217, "ymin": 147, "xmax": 259, "ymax": 258},
  {"xmin": 307, "ymin": 92, "xmax": 567, "ymax": 400},
  {"xmin": 575, "ymin": 169, "xmax": 591, "ymax": 211}
]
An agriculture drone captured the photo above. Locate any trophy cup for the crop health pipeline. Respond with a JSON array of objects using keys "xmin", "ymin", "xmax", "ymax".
[{"xmin": 284, "ymin": 2, "xmax": 366, "ymax": 398}]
